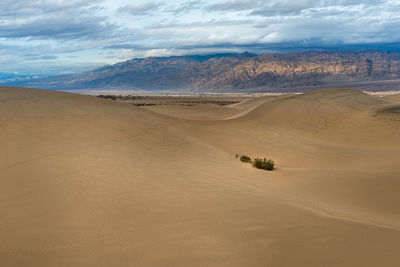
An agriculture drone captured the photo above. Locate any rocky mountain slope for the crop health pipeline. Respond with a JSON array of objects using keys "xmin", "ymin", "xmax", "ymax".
[{"xmin": 9, "ymin": 50, "xmax": 400, "ymax": 92}]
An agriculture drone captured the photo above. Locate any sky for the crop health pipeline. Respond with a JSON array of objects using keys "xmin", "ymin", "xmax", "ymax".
[{"xmin": 1, "ymin": 0, "xmax": 400, "ymax": 76}]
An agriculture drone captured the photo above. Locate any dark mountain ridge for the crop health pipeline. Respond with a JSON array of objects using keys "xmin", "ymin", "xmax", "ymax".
[{"xmin": 6, "ymin": 50, "xmax": 400, "ymax": 92}]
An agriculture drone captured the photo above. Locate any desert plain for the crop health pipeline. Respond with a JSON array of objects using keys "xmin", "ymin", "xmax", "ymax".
[{"xmin": 1, "ymin": 86, "xmax": 400, "ymax": 266}]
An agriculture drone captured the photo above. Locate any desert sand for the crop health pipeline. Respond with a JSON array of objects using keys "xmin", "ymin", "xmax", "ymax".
[
  {"xmin": 1, "ymin": 86, "xmax": 400, "ymax": 266},
  {"xmin": 385, "ymin": 93, "xmax": 400, "ymax": 102}
]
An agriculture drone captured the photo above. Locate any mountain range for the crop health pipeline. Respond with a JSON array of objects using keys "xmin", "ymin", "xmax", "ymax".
[{"xmin": 5, "ymin": 50, "xmax": 400, "ymax": 92}]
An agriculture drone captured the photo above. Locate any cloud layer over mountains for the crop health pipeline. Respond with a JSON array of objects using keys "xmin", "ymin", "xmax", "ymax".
[{"xmin": 1, "ymin": 0, "xmax": 400, "ymax": 75}]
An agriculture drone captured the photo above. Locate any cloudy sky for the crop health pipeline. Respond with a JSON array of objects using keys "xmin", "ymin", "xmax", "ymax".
[{"xmin": 1, "ymin": 0, "xmax": 400, "ymax": 76}]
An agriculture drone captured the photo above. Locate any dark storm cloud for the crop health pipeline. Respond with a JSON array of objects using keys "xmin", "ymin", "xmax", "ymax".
[
  {"xmin": 0, "ymin": 17, "xmax": 116, "ymax": 40},
  {"xmin": 206, "ymin": 0, "xmax": 264, "ymax": 11},
  {"xmin": 250, "ymin": 0, "xmax": 388, "ymax": 16},
  {"xmin": 0, "ymin": 0, "xmax": 101, "ymax": 17},
  {"xmin": 0, "ymin": 0, "xmax": 116, "ymax": 40},
  {"xmin": 205, "ymin": 0, "xmax": 388, "ymax": 15},
  {"xmin": 117, "ymin": 2, "xmax": 163, "ymax": 16},
  {"xmin": 145, "ymin": 19, "xmax": 255, "ymax": 30}
]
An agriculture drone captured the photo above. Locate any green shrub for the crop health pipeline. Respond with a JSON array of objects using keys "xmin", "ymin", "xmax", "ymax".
[
  {"xmin": 240, "ymin": 155, "xmax": 251, "ymax": 163},
  {"xmin": 252, "ymin": 157, "xmax": 274, "ymax": 171}
]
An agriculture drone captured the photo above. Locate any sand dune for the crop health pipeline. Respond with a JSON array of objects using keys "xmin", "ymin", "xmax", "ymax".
[
  {"xmin": 384, "ymin": 93, "xmax": 400, "ymax": 102},
  {"xmin": 1, "ymin": 86, "xmax": 400, "ymax": 267}
]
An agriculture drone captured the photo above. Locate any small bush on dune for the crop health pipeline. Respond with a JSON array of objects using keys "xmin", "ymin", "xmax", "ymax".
[
  {"xmin": 252, "ymin": 157, "xmax": 275, "ymax": 171},
  {"xmin": 236, "ymin": 154, "xmax": 275, "ymax": 171},
  {"xmin": 239, "ymin": 155, "xmax": 251, "ymax": 163}
]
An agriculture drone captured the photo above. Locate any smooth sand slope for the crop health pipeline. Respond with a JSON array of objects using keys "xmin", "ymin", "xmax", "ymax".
[
  {"xmin": 384, "ymin": 92, "xmax": 400, "ymax": 102},
  {"xmin": 1, "ymin": 86, "xmax": 400, "ymax": 267}
]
